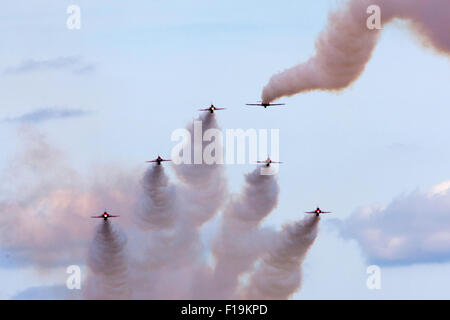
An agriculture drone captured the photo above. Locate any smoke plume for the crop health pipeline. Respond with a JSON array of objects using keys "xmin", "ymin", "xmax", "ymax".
[
  {"xmin": 126, "ymin": 112, "xmax": 228, "ymax": 299},
  {"xmin": 210, "ymin": 167, "xmax": 280, "ymax": 298},
  {"xmin": 0, "ymin": 128, "xmax": 135, "ymax": 267},
  {"xmin": 84, "ymin": 221, "xmax": 131, "ymax": 299},
  {"xmin": 136, "ymin": 165, "xmax": 177, "ymax": 229},
  {"xmin": 1, "ymin": 115, "xmax": 320, "ymax": 299},
  {"xmin": 173, "ymin": 112, "xmax": 228, "ymax": 226},
  {"xmin": 241, "ymin": 216, "xmax": 320, "ymax": 299},
  {"xmin": 262, "ymin": 0, "xmax": 450, "ymax": 103}
]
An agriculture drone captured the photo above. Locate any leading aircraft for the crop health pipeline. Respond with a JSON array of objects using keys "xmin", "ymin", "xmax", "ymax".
[
  {"xmin": 198, "ymin": 104, "xmax": 226, "ymax": 113},
  {"xmin": 246, "ymin": 101, "xmax": 285, "ymax": 108},
  {"xmin": 256, "ymin": 157, "xmax": 283, "ymax": 167},
  {"xmin": 305, "ymin": 207, "xmax": 331, "ymax": 217},
  {"xmin": 146, "ymin": 155, "xmax": 172, "ymax": 165},
  {"xmin": 91, "ymin": 211, "xmax": 120, "ymax": 221}
]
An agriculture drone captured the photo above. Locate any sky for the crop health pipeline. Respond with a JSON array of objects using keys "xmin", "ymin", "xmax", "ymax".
[{"xmin": 0, "ymin": 0, "xmax": 449, "ymax": 299}]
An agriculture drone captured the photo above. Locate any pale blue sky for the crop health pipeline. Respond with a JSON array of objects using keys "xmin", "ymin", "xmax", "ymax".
[{"xmin": 0, "ymin": 0, "xmax": 449, "ymax": 299}]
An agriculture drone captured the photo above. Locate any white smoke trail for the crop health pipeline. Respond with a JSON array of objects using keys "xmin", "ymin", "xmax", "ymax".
[
  {"xmin": 1, "ymin": 120, "xmax": 322, "ymax": 300},
  {"xmin": 173, "ymin": 112, "xmax": 228, "ymax": 226},
  {"xmin": 241, "ymin": 216, "xmax": 320, "ymax": 300},
  {"xmin": 128, "ymin": 112, "xmax": 228, "ymax": 298},
  {"xmin": 262, "ymin": 0, "xmax": 450, "ymax": 103},
  {"xmin": 210, "ymin": 167, "xmax": 279, "ymax": 298},
  {"xmin": 136, "ymin": 165, "xmax": 177, "ymax": 229},
  {"xmin": 84, "ymin": 221, "xmax": 131, "ymax": 299}
]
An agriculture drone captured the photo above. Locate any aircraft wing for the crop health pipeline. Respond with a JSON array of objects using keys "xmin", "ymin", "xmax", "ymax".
[
  {"xmin": 321, "ymin": 211, "xmax": 331, "ymax": 213},
  {"xmin": 270, "ymin": 161, "xmax": 283, "ymax": 164},
  {"xmin": 160, "ymin": 160, "xmax": 171, "ymax": 162},
  {"xmin": 108, "ymin": 215, "xmax": 120, "ymax": 218},
  {"xmin": 246, "ymin": 103, "xmax": 285, "ymax": 106},
  {"xmin": 146, "ymin": 160, "xmax": 158, "ymax": 163},
  {"xmin": 91, "ymin": 215, "xmax": 104, "ymax": 218},
  {"xmin": 198, "ymin": 108, "xmax": 210, "ymax": 111},
  {"xmin": 305, "ymin": 211, "xmax": 317, "ymax": 214},
  {"xmin": 214, "ymin": 108, "xmax": 226, "ymax": 110}
]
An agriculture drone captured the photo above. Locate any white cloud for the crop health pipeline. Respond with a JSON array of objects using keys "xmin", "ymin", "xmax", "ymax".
[
  {"xmin": 337, "ymin": 180, "xmax": 450, "ymax": 265},
  {"xmin": 428, "ymin": 181, "xmax": 450, "ymax": 197}
]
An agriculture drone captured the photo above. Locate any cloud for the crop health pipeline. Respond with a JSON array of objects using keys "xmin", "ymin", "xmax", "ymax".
[
  {"xmin": 336, "ymin": 180, "xmax": 450, "ymax": 265},
  {"xmin": 3, "ymin": 56, "xmax": 95, "ymax": 75},
  {"xmin": 3, "ymin": 108, "xmax": 90, "ymax": 123}
]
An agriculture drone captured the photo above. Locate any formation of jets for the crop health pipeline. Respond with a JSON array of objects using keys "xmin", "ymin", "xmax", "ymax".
[
  {"xmin": 92, "ymin": 101, "xmax": 332, "ymax": 222},
  {"xmin": 198, "ymin": 101, "xmax": 286, "ymax": 111}
]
